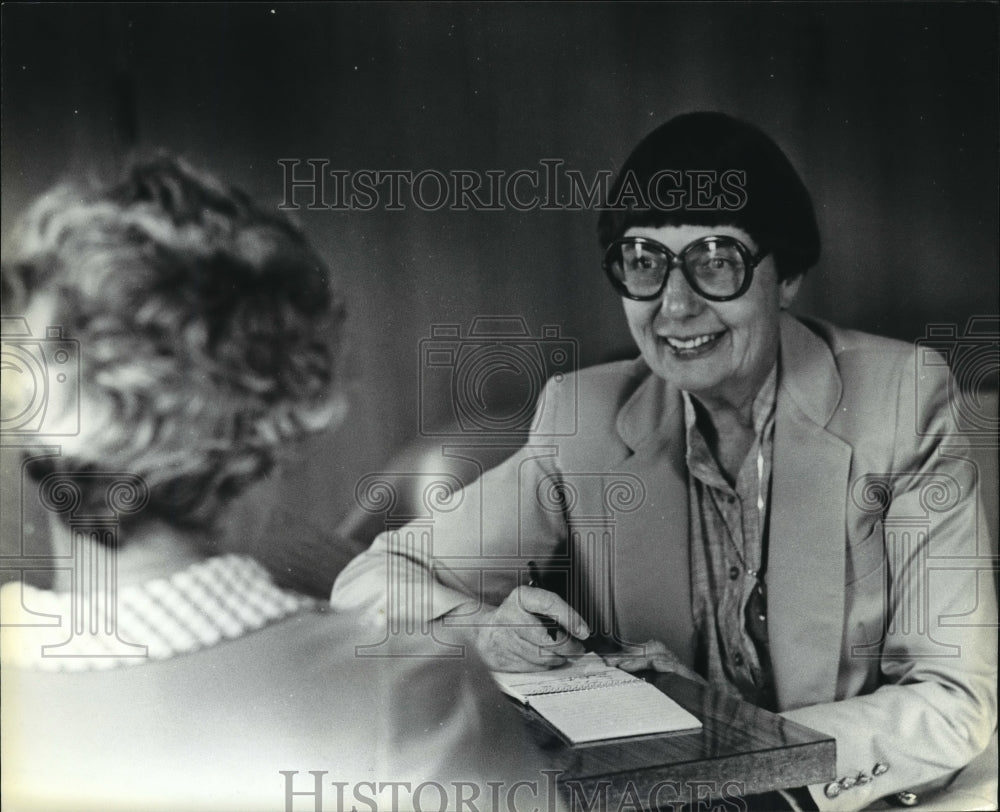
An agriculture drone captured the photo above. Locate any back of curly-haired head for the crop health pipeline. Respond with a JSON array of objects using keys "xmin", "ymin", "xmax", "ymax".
[{"xmin": 3, "ymin": 153, "xmax": 346, "ymax": 530}]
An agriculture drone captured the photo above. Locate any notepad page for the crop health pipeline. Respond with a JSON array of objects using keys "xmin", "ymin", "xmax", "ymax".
[
  {"xmin": 492, "ymin": 653, "xmax": 702, "ymax": 743},
  {"xmin": 492, "ymin": 652, "xmax": 631, "ymax": 702},
  {"xmin": 528, "ymin": 679, "xmax": 702, "ymax": 744}
]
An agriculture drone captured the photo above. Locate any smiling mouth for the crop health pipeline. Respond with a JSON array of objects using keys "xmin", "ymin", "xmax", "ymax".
[{"xmin": 662, "ymin": 330, "xmax": 726, "ymax": 356}]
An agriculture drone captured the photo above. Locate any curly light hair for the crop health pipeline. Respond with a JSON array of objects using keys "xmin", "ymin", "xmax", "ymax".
[{"xmin": 3, "ymin": 154, "xmax": 345, "ymax": 530}]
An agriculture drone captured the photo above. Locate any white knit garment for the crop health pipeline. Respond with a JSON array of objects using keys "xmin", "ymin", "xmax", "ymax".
[{"xmin": 0, "ymin": 555, "xmax": 315, "ymax": 671}]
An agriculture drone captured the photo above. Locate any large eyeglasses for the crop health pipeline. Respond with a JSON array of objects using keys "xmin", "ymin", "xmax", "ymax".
[{"xmin": 602, "ymin": 235, "xmax": 768, "ymax": 302}]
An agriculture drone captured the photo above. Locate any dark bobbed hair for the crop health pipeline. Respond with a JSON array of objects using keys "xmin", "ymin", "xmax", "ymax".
[
  {"xmin": 597, "ymin": 112, "xmax": 820, "ymax": 281},
  {"xmin": 2, "ymin": 153, "xmax": 345, "ymax": 530}
]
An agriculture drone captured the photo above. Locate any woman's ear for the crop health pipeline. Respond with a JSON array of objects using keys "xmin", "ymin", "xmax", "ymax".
[
  {"xmin": 0, "ymin": 262, "xmax": 30, "ymax": 316},
  {"xmin": 778, "ymin": 274, "xmax": 802, "ymax": 310}
]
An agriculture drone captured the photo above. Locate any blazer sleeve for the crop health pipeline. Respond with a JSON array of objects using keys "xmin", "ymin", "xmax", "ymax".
[
  {"xmin": 782, "ymin": 354, "xmax": 998, "ymax": 811},
  {"xmin": 330, "ymin": 376, "xmax": 571, "ymax": 627}
]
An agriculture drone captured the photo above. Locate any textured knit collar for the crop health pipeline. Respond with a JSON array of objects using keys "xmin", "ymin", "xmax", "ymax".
[{"xmin": 1, "ymin": 554, "xmax": 316, "ymax": 671}]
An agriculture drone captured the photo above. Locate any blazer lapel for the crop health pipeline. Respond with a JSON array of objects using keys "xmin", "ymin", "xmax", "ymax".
[
  {"xmin": 768, "ymin": 314, "xmax": 853, "ymax": 710},
  {"xmin": 610, "ymin": 372, "xmax": 696, "ymax": 666}
]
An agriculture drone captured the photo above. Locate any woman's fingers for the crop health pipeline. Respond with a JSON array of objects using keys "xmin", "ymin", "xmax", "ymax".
[
  {"xmin": 513, "ymin": 587, "xmax": 591, "ymax": 641},
  {"xmin": 475, "ymin": 587, "xmax": 591, "ymax": 671},
  {"xmin": 603, "ymin": 640, "xmax": 708, "ymax": 684}
]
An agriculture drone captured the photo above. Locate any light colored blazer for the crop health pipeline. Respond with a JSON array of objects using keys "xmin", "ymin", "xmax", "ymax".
[{"xmin": 333, "ymin": 313, "xmax": 998, "ymax": 810}]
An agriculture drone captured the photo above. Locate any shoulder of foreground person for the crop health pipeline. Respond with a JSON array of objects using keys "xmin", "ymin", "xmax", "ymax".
[{"xmin": 2, "ymin": 606, "xmax": 554, "ymax": 812}]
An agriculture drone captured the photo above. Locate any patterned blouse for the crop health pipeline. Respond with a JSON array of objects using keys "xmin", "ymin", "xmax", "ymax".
[{"xmin": 684, "ymin": 363, "xmax": 778, "ymax": 709}]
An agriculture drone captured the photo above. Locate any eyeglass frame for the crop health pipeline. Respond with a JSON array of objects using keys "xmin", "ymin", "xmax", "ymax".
[{"xmin": 602, "ymin": 234, "xmax": 770, "ymax": 302}]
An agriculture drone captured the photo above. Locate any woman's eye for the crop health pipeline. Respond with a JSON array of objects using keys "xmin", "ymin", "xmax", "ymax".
[
  {"xmin": 701, "ymin": 256, "xmax": 737, "ymax": 272},
  {"xmin": 625, "ymin": 255, "xmax": 657, "ymax": 272}
]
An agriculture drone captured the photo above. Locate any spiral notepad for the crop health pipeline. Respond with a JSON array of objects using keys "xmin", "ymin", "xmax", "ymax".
[{"xmin": 492, "ymin": 653, "xmax": 702, "ymax": 744}]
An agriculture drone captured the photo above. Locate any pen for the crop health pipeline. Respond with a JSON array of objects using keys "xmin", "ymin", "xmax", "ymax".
[
  {"xmin": 526, "ymin": 561, "xmax": 560, "ymax": 641},
  {"xmin": 526, "ymin": 562, "xmax": 595, "ymax": 652},
  {"xmin": 527, "ymin": 560, "xmax": 543, "ymax": 588}
]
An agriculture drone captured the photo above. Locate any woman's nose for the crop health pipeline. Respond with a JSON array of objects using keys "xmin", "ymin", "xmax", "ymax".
[{"xmin": 659, "ymin": 266, "xmax": 703, "ymax": 318}]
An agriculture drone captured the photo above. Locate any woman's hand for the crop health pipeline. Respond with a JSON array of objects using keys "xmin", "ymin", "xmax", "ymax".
[
  {"xmin": 474, "ymin": 586, "xmax": 590, "ymax": 672},
  {"xmin": 602, "ymin": 639, "xmax": 707, "ymax": 684}
]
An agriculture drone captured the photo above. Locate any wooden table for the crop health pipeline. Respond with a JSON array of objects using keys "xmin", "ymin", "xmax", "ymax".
[{"xmin": 515, "ymin": 671, "xmax": 836, "ymax": 811}]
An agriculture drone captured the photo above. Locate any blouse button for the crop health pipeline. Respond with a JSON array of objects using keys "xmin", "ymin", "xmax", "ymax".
[
  {"xmin": 733, "ymin": 652, "xmax": 744, "ymax": 666},
  {"xmin": 729, "ymin": 566, "xmax": 740, "ymax": 580},
  {"xmin": 824, "ymin": 782, "xmax": 842, "ymax": 799},
  {"xmin": 873, "ymin": 762, "xmax": 889, "ymax": 776}
]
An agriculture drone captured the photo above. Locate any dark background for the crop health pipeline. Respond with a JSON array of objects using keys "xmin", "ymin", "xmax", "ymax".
[{"xmin": 2, "ymin": 3, "xmax": 997, "ymax": 589}]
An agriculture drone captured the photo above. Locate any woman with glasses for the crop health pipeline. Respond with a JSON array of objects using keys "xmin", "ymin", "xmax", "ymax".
[{"xmin": 333, "ymin": 113, "xmax": 996, "ymax": 810}]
